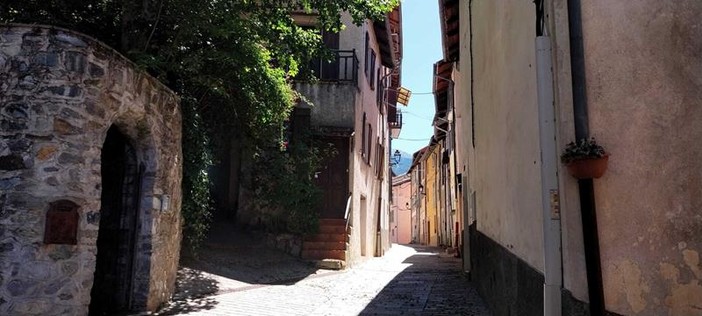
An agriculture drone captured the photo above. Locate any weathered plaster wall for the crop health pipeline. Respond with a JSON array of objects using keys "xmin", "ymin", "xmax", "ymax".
[
  {"xmin": 409, "ymin": 166, "xmax": 422, "ymax": 243},
  {"xmin": 546, "ymin": 0, "xmax": 590, "ymax": 305},
  {"xmin": 0, "ymin": 25, "xmax": 182, "ymax": 315},
  {"xmin": 471, "ymin": 0, "xmax": 545, "ymax": 272},
  {"xmin": 451, "ymin": 0, "xmax": 476, "ymax": 274},
  {"xmin": 579, "ymin": 2, "xmax": 702, "ymax": 314},
  {"xmin": 293, "ymin": 82, "xmax": 356, "ymax": 129},
  {"xmin": 425, "ymin": 146, "xmax": 439, "ymax": 247}
]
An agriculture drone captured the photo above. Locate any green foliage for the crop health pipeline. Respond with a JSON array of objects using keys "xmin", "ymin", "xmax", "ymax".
[
  {"xmin": 1, "ymin": 0, "xmax": 397, "ymax": 247},
  {"xmin": 180, "ymin": 99, "xmax": 213, "ymax": 250},
  {"xmin": 252, "ymin": 136, "xmax": 337, "ymax": 236},
  {"xmin": 561, "ymin": 138, "xmax": 606, "ymax": 163}
]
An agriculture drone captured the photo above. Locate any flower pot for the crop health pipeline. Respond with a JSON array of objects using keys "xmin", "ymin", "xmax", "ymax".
[{"xmin": 566, "ymin": 155, "xmax": 609, "ymax": 179}]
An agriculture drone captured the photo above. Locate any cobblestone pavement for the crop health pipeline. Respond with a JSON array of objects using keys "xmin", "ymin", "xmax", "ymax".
[{"xmin": 158, "ymin": 225, "xmax": 490, "ymax": 315}]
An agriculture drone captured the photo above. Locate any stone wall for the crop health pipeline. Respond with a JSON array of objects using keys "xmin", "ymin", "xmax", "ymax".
[
  {"xmin": 0, "ymin": 24, "xmax": 182, "ymax": 315},
  {"xmin": 266, "ymin": 233, "xmax": 303, "ymax": 258}
]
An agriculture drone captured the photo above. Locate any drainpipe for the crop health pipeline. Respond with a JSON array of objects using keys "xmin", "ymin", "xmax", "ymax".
[
  {"xmin": 567, "ymin": 0, "xmax": 606, "ymax": 314},
  {"xmin": 536, "ymin": 35, "xmax": 563, "ymax": 316}
]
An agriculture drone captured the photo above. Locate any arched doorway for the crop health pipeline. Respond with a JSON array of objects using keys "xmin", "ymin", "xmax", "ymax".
[{"xmin": 90, "ymin": 126, "xmax": 143, "ymax": 315}]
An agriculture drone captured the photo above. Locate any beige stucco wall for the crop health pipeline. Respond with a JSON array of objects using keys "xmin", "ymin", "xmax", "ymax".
[
  {"xmin": 425, "ymin": 146, "xmax": 440, "ymax": 247},
  {"xmin": 578, "ymin": 1, "xmax": 702, "ymax": 314},
  {"xmin": 471, "ymin": 0, "xmax": 545, "ymax": 272},
  {"xmin": 453, "ymin": 0, "xmax": 589, "ymax": 301},
  {"xmin": 410, "ymin": 165, "xmax": 422, "ymax": 243},
  {"xmin": 450, "ymin": 0, "xmax": 475, "ymax": 273}
]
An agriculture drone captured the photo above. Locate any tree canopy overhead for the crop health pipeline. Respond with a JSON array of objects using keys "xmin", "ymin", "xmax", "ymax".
[
  {"xmin": 1, "ymin": 0, "xmax": 398, "ymax": 129},
  {"xmin": 1, "ymin": 0, "xmax": 398, "ymax": 247}
]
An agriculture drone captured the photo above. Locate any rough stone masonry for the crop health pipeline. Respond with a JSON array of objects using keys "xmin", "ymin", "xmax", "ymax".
[{"xmin": 0, "ymin": 24, "xmax": 182, "ymax": 315}]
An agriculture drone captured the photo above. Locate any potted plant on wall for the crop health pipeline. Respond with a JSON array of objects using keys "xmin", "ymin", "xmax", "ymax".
[{"xmin": 560, "ymin": 138, "xmax": 609, "ymax": 179}]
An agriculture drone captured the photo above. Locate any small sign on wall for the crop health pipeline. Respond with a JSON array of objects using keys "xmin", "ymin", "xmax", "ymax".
[{"xmin": 44, "ymin": 200, "xmax": 79, "ymax": 245}]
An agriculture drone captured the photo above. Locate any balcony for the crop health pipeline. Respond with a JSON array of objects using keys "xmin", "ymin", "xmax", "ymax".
[
  {"xmin": 390, "ymin": 110, "xmax": 402, "ymax": 139},
  {"xmin": 307, "ymin": 50, "xmax": 359, "ymax": 83},
  {"xmin": 293, "ymin": 50, "xmax": 359, "ymax": 130}
]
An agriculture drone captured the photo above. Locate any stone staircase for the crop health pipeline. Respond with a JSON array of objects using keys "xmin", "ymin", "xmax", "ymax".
[{"xmin": 302, "ymin": 218, "xmax": 349, "ymax": 268}]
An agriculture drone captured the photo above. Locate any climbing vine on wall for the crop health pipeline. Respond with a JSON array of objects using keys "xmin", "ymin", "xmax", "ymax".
[
  {"xmin": 252, "ymin": 135, "xmax": 337, "ymax": 236},
  {"xmin": 180, "ymin": 99, "xmax": 213, "ymax": 250}
]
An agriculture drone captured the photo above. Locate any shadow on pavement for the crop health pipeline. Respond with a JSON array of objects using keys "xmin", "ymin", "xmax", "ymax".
[
  {"xmin": 156, "ymin": 220, "xmax": 322, "ymax": 314},
  {"xmin": 155, "ymin": 268, "xmax": 219, "ymax": 314},
  {"xmin": 359, "ymin": 245, "xmax": 491, "ymax": 316}
]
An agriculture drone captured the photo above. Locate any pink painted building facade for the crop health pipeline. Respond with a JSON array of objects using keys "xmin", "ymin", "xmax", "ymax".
[{"xmin": 390, "ymin": 174, "xmax": 412, "ymax": 244}]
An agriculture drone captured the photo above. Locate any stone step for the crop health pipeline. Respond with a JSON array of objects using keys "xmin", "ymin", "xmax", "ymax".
[
  {"xmin": 301, "ymin": 249, "xmax": 346, "ymax": 261},
  {"xmin": 303, "ymin": 241, "xmax": 347, "ymax": 251},
  {"xmin": 315, "ymin": 259, "xmax": 346, "ymax": 270},
  {"xmin": 319, "ymin": 218, "xmax": 346, "ymax": 226},
  {"xmin": 319, "ymin": 225, "xmax": 346, "ymax": 234},
  {"xmin": 305, "ymin": 233, "xmax": 347, "ymax": 242}
]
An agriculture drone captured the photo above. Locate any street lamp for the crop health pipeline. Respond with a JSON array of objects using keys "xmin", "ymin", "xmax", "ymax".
[{"xmin": 390, "ymin": 150, "xmax": 401, "ymax": 166}]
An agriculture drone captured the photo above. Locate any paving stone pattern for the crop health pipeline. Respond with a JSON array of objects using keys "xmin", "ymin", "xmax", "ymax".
[{"xmin": 160, "ymin": 235, "xmax": 491, "ymax": 316}]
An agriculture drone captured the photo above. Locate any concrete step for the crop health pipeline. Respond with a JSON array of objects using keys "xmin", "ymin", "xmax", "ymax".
[
  {"xmin": 301, "ymin": 249, "xmax": 346, "ymax": 261},
  {"xmin": 319, "ymin": 218, "xmax": 346, "ymax": 226},
  {"xmin": 303, "ymin": 241, "xmax": 347, "ymax": 251},
  {"xmin": 305, "ymin": 233, "xmax": 347, "ymax": 242},
  {"xmin": 319, "ymin": 225, "xmax": 346, "ymax": 234},
  {"xmin": 315, "ymin": 259, "xmax": 346, "ymax": 270}
]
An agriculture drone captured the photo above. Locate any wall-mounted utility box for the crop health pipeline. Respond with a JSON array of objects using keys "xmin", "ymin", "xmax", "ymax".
[{"xmin": 44, "ymin": 200, "xmax": 80, "ymax": 245}]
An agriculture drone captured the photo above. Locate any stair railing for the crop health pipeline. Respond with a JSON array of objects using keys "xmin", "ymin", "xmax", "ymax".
[{"xmin": 344, "ymin": 193, "xmax": 352, "ymax": 231}]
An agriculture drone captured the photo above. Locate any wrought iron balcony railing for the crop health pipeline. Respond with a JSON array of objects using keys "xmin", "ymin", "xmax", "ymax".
[
  {"xmin": 304, "ymin": 49, "xmax": 359, "ymax": 83},
  {"xmin": 389, "ymin": 110, "xmax": 402, "ymax": 129}
]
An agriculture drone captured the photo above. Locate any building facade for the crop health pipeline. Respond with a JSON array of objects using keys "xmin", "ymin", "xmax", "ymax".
[
  {"xmin": 437, "ymin": 0, "xmax": 702, "ymax": 315},
  {"xmin": 390, "ymin": 174, "xmax": 412, "ymax": 244},
  {"xmin": 293, "ymin": 6, "xmax": 403, "ymax": 265}
]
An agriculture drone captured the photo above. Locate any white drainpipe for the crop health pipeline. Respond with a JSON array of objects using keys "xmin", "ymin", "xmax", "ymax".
[{"xmin": 536, "ymin": 36, "xmax": 563, "ymax": 316}]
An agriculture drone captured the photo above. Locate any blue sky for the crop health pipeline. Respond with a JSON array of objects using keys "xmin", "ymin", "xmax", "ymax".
[{"xmin": 392, "ymin": 0, "xmax": 442, "ymax": 155}]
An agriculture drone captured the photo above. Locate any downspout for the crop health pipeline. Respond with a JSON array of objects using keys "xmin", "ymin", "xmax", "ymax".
[
  {"xmin": 567, "ymin": 0, "xmax": 606, "ymax": 314},
  {"xmin": 536, "ymin": 35, "xmax": 563, "ymax": 316},
  {"xmin": 536, "ymin": 1, "xmax": 562, "ymax": 315}
]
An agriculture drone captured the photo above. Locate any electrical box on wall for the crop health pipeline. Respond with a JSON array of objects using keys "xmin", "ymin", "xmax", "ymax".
[{"xmin": 44, "ymin": 200, "xmax": 79, "ymax": 245}]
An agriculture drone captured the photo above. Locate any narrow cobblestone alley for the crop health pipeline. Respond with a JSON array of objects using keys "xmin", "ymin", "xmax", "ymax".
[{"xmin": 157, "ymin": 228, "xmax": 490, "ymax": 316}]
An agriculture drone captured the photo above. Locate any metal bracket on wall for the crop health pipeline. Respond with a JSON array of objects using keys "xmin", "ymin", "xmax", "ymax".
[{"xmin": 550, "ymin": 189, "xmax": 560, "ymax": 219}]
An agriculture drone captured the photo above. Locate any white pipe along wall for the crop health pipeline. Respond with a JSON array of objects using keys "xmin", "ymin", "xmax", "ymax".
[{"xmin": 536, "ymin": 35, "xmax": 563, "ymax": 316}]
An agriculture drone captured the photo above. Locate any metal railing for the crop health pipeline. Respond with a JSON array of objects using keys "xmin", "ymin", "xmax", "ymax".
[
  {"xmin": 389, "ymin": 110, "xmax": 403, "ymax": 129},
  {"xmin": 344, "ymin": 193, "xmax": 353, "ymax": 231},
  {"xmin": 306, "ymin": 49, "xmax": 359, "ymax": 83}
]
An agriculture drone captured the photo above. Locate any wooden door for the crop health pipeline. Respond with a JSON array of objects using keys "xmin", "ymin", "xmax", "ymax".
[
  {"xmin": 314, "ymin": 137, "xmax": 349, "ymax": 219},
  {"xmin": 321, "ymin": 31, "xmax": 340, "ymax": 80}
]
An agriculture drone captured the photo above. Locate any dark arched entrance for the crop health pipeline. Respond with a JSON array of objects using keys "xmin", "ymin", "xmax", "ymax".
[{"xmin": 90, "ymin": 126, "xmax": 143, "ymax": 315}]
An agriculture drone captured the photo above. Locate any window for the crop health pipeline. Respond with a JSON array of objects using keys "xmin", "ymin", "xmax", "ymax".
[
  {"xmin": 376, "ymin": 68, "xmax": 383, "ymax": 110},
  {"xmin": 370, "ymin": 51, "xmax": 376, "ymax": 89},
  {"xmin": 364, "ymin": 32, "xmax": 370, "ymax": 78},
  {"xmin": 361, "ymin": 112, "xmax": 367, "ymax": 160},
  {"xmin": 366, "ymin": 124, "xmax": 373, "ymax": 164},
  {"xmin": 375, "ymin": 139, "xmax": 385, "ymax": 179}
]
